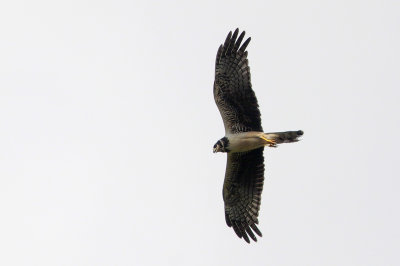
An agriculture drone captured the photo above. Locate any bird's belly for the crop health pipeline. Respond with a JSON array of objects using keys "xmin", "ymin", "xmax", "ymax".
[{"xmin": 227, "ymin": 132, "xmax": 265, "ymax": 153}]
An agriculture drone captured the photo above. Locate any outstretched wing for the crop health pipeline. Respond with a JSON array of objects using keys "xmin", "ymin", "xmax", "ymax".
[
  {"xmin": 223, "ymin": 147, "xmax": 265, "ymax": 243},
  {"xmin": 214, "ymin": 28, "xmax": 263, "ymax": 134}
]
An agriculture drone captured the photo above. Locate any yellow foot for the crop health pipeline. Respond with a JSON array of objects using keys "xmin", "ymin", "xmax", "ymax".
[{"xmin": 259, "ymin": 135, "xmax": 277, "ymax": 147}]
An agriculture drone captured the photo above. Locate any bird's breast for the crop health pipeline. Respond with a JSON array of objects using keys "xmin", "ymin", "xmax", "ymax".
[{"xmin": 226, "ymin": 132, "xmax": 265, "ymax": 153}]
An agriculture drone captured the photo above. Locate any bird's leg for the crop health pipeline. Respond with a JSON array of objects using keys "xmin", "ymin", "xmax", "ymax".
[{"xmin": 259, "ymin": 135, "xmax": 277, "ymax": 148}]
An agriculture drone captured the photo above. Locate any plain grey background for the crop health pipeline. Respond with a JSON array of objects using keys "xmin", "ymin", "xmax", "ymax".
[{"xmin": 1, "ymin": 0, "xmax": 399, "ymax": 265}]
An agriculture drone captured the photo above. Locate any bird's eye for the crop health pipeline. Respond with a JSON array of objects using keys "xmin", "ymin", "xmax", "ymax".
[{"xmin": 213, "ymin": 144, "xmax": 217, "ymax": 148}]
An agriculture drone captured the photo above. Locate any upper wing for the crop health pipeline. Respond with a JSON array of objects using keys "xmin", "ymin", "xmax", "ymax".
[
  {"xmin": 223, "ymin": 147, "xmax": 265, "ymax": 243},
  {"xmin": 214, "ymin": 29, "xmax": 263, "ymax": 134}
]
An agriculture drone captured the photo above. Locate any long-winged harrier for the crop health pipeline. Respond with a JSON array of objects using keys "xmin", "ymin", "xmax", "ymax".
[{"xmin": 213, "ymin": 28, "xmax": 304, "ymax": 243}]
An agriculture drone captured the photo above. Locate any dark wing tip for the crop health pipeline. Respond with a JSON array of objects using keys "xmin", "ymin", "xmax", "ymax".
[
  {"xmin": 232, "ymin": 222, "xmax": 243, "ymax": 238},
  {"xmin": 215, "ymin": 44, "xmax": 223, "ymax": 65},
  {"xmin": 220, "ymin": 29, "xmax": 251, "ymax": 56},
  {"xmin": 233, "ymin": 28, "xmax": 239, "ymax": 37},
  {"xmin": 250, "ymin": 223, "xmax": 262, "ymax": 237},
  {"xmin": 297, "ymin": 130, "xmax": 304, "ymax": 136},
  {"xmin": 243, "ymin": 234, "xmax": 250, "ymax": 243},
  {"xmin": 233, "ymin": 31, "xmax": 246, "ymax": 52},
  {"xmin": 225, "ymin": 212, "xmax": 232, "ymax": 227},
  {"xmin": 230, "ymin": 219, "xmax": 262, "ymax": 243},
  {"xmin": 226, "ymin": 29, "xmax": 239, "ymax": 55},
  {"xmin": 223, "ymin": 31, "xmax": 233, "ymax": 50},
  {"xmin": 239, "ymin": 37, "xmax": 251, "ymax": 53},
  {"xmin": 245, "ymin": 226, "xmax": 258, "ymax": 242}
]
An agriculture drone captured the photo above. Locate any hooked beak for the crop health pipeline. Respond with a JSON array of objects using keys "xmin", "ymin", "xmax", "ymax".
[{"xmin": 213, "ymin": 147, "xmax": 218, "ymax": 153}]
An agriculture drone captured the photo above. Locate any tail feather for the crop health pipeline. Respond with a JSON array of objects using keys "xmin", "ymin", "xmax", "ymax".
[{"xmin": 263, "ymin": 130, "xmax": 303, "ymax": 144}]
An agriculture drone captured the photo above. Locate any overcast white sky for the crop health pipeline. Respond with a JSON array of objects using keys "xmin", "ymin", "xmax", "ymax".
[{"xmin": 1, "ymin": 0, "xmax": 400, "ymax": 265}]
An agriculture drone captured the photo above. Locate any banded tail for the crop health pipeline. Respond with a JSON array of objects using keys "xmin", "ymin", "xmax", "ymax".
[{"xmin": 262, "ymin": 130, "xmax": 304, "ymax": 145}]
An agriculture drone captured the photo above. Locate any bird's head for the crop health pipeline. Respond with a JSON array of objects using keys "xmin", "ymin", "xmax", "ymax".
[{"xmin": 213, "ymin": 137, "xmax": 229, "ymax": 153}]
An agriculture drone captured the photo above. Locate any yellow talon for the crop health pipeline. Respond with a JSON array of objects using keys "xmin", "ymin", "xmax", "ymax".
[{"xmin": 259, "ymin": 135, "xmax": 277, "ymax": 147}]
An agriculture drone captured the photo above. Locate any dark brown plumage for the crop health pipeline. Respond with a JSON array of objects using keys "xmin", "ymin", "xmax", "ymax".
[
  {"xmin": 223, "ymin": 147, "xmax": 264, "ymax": 243},
  {"xmin": 213, "ymin": 28, "xmax": 303, "ymax": 243},
  {"xmin": 214, "ymin": 29, "xmax": 264, "ymax": 243},
  {"xmin": 214, "ymin": 29, "xmax": 262, "ymax": 134}
]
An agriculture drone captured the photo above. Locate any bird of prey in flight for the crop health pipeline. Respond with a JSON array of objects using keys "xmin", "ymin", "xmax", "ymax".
[{"xmin": 213, "ymin": 28, "xmax": 304, "ymax": 243}]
